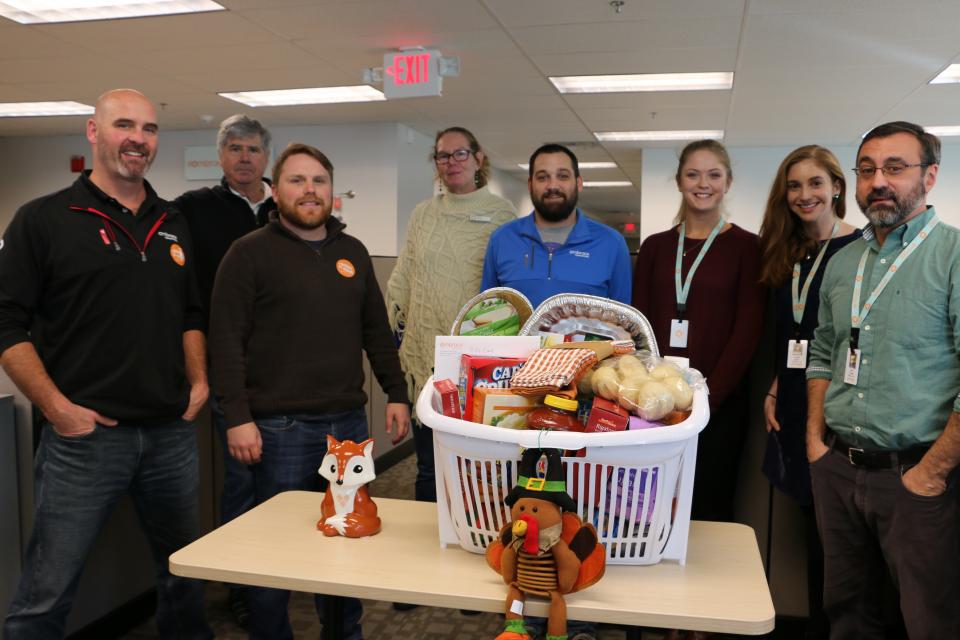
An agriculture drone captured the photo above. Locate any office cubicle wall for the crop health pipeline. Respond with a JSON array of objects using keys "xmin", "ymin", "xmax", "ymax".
[{"xmin": 0, "ymin": 396, "xmax": 19, "ymax": 615}]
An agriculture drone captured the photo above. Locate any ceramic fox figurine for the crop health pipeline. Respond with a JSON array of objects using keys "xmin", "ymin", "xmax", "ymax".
[{"xmin": 317, "ymin": 435, "xmax": 381, "ymax": 538}]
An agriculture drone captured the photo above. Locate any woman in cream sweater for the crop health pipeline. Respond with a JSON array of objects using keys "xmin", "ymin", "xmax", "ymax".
[{"xmin": 386, "ymin": 126, "xmax": 515, "ymax": 502}]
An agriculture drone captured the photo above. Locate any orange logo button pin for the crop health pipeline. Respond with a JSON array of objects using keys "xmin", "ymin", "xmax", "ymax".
[
  {"xmin": 336, "ymin": 259, "xmax": 356, "ymax": 278},
  {"xmin": 170, "ymin": 243, "xmax": 186, "ymax": 266}
]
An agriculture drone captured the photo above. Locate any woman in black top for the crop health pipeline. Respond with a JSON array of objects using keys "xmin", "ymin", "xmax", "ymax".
[{"xmin": 758, "ymin": 145, "xmax": 859, "ymax": 639}]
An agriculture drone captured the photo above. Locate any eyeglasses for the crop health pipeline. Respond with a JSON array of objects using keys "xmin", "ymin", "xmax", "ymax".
[
  {"xmin": 852, "ymin": 163, "xmax": 928, "ymax": 178},
  {"xmin": 433, "ymin": 148, "xmax": 473, "ymax": 165}
]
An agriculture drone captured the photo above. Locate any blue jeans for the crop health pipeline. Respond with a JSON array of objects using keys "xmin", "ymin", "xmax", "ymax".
[
  {"xmin": 4, "ymin": 420, "xmax": 211, "ymax": 640},
  {"xmin": 411, "ymin": 418, "xmax": 436, "ymax": 502},
  {"xmin": 244, "ymin": 409, "xmax": 368, "ymax": 640},
  {"xmin": 210, "ymin": 395, "xmax": 256, "ymax": 606},
  {"xmin": 211, "ymin": 395, "xmax": 255, "ymax": 526}
]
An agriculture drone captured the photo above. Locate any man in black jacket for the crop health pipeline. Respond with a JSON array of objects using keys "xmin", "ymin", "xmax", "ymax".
[
  {"xmin": 210, "ymin": 142, "xmax": 410, "ymax": 640},
  {"xmin": 175, "ymin": 114, "xmax": 274, "ymax": 324},
  {"xmin": 174, "ymin": 114, "xmax": 274, "ymax": 627},
  {"xmin": 0, "ymin": 89, "xmax": 211, "ymax": 639}
]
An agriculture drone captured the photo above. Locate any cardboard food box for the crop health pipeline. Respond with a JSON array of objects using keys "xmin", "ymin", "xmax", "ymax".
[
  {"xmin": 458, "ymin": 355, "xmax": 526, "ymax": 421},
  {"xmin": 432, "ymin": 378, "xmax": 461, "ymax": 419},
  {"xmin": 471, "ymin": 388, "xmax": 538, "ymax": 429},
  {"xmin": 433, "ymin": 335, "xmax": 539, "ymax": 387},
  {"xmin": 585, "ymin": 397, "xmax": 630, "ymax": 433}
]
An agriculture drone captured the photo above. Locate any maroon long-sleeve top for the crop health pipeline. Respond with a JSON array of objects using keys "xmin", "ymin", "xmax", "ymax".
[{"xmin": 632, "ymin": 224, "xmax": 766, "ymax": 408}]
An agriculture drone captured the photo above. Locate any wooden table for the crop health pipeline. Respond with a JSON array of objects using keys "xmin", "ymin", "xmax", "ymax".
[{"xmin": 171, "ymin": 491, "xmax": 774, "ymax": 636}]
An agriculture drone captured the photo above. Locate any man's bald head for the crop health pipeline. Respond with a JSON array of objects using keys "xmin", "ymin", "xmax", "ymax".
[{"xmin": 86, "ymin": 88, "xmax": 158, "ymax": 184}]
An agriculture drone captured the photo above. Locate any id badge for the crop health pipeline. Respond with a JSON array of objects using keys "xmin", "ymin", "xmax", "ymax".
[
  {"xmin": 786, "ymin": 339, "xmax": 808, "ymax": 369},
  {"xmin": 670, "ymin": 319, "xmax": 689, "ymax": 348},
  {"xmin": 844, "ymin": 348, "xmax": 861, "ymax": 385}
]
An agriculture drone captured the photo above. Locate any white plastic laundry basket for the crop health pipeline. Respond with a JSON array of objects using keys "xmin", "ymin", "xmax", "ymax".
[{"xmin": 416, "ymin": 379, "xmax": 709, "ymax": 565}]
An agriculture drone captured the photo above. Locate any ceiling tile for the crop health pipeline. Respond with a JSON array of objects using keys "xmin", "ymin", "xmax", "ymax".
[
  {"xmin": 242, "ymin": 0, "xmax": 498, "ymax": 42},
  {"xmin": 510, "ymin": 17, "xmax": 741, "ymax": 55},
  {"xmin": 485, "ymin": 0, "xmax": 744, "ymax": 27}
]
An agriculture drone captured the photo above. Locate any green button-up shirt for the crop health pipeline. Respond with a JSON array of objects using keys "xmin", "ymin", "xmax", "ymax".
[{"xmin": 807, "ymin": 206, "xmax": 960, "ymax": 449}]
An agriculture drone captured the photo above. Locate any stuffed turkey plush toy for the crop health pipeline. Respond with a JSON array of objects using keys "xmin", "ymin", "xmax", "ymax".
[{"xmin": 486, "ymin": 448, "xmax": 605, "ymax": 640}]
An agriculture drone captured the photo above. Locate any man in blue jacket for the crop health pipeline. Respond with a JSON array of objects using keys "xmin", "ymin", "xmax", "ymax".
[{"xmin": 481, "ymin": 143, "xmax": 631, "ymax": 307}]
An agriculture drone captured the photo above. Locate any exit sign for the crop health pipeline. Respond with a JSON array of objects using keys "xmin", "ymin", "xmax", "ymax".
[{"xmin": 382, "ymin": 49, "xmax": 443, "ymax": 99}]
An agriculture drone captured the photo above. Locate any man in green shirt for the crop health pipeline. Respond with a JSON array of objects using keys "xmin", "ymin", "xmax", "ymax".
[{"xmin": 806, "ymin": 121, "xmax": 960, "ymax": 639}]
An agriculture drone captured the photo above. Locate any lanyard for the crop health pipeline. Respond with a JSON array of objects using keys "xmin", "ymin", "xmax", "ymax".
[
  {"xmin": 849, "ymin": 215, "xmax": 939, "ymax": 350},
  {"xmin": 675, "ymin": 218, "xmax": 724, "ymax": 317},
  {"xmin": 791, "ymin": 221, "xmax": 839, "ymax": 326}
]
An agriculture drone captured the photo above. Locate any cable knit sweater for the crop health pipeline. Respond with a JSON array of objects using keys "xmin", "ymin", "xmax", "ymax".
[{"xmin": 386, "ymin": 186, "xmax": 516, "ymax": 414}]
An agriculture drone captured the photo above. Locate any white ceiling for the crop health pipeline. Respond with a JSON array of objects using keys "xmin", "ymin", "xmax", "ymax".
[{"xmin": 1, "ymin": 0, "xmax": 960, "ymax": 219}]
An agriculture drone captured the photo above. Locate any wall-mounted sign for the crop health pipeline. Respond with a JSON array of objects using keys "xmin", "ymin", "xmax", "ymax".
[
  {"xmin": 382, "ymin": 49, "xmax": 443, "ymax": 99},
  {"xmin": 184, "ymin": 146, "xmax": 221, "ymax": 181}
]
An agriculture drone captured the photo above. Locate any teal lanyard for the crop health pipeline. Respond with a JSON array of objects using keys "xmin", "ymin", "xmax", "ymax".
[
  {"xmin": 791, "ymin": 221, "xmax": 839, "ymax": 327},
  {"xmin": 849, "ymin": 216, "xmax": 939, "ymax": 351},
  {"xmin": 674, "ymin": 218, "xmax": 724, "ymax": 318}
]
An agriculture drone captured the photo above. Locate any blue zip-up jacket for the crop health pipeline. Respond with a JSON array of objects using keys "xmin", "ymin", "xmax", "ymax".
[{"xmin": 480, "ymin": 209, "xmax": 632, "ymax": 307}]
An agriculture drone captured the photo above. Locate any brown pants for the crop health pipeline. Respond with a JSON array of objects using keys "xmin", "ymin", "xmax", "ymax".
[{"xmin": 809, "ymin": 446, "xmax": 960, "ymax": 640}]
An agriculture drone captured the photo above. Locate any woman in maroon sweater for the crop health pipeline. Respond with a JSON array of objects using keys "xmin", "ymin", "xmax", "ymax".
[{"xmin": 632, "ymin": 140, "xmax": 766, "ymax": 522}]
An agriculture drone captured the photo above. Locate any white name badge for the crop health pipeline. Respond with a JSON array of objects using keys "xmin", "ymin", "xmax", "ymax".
[
  {"xmin": 786, "ymin": 339, "xmax": 808, "ymax": 369},
  {"xmin": 469, "ymin": 214, "xmax": 492, "ymax": 223},
  {"xmin": 844, "ymin": 348, "xmax": 861, "ymax": 385},
  {"xmin": 670, "ymin": 319, "xmax": 689, "ymax": 348}
]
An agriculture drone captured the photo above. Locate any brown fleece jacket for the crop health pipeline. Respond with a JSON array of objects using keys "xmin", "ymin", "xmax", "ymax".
[{"xmin": 210, "ymin": 216, "xmax": 408, "ymax": 427}]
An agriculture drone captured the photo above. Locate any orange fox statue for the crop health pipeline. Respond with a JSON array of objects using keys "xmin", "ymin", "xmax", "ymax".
[{"xmin": 317, "ymin": 435, "xmax": 381, "ymax": 538}]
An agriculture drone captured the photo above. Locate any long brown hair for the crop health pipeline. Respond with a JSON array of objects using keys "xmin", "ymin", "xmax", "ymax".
[
  {"xmin": 674, "ymin": 139, "xmax": 733, "ymax": 224},
  {"xmin": 758, "ymin": 145, "xmax": 847, "ymax": 287}
]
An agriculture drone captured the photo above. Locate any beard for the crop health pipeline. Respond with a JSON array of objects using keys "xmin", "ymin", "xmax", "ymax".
[
  {"xmin": 533, "ymin": 187, "xmax": 578, "ymax": 223},
  {"xmin": 277, "ymin": 196, "xmax": 332, "ymax": 231},
  {"xmin": 102, "ymin": 141, "xmax": 154, "ymax": 181},
  {"xmin": 857, "ymin": 179, "xmax": 926, "ymax": 228}
]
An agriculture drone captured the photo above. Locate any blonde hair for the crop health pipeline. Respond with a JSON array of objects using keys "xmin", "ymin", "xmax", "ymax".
[{"xmin": 673, "ymin": 139, "xmax": 732, "ymax": 224}]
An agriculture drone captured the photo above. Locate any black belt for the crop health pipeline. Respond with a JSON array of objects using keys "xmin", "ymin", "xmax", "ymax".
[{"xmin": 830, "ymin": 434, "xmax": 929, "ymax": 470}]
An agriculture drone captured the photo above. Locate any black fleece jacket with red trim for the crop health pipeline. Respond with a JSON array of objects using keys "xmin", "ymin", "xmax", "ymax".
[
  {"xmin": 209, "ymin": 216, "xmax": 408, "ymax": 428},
  {"xmin": 0, "ymin": 173, "xmax": 203, "ymax": 422}
]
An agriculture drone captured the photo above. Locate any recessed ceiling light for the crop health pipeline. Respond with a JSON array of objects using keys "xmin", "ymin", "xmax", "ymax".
[
  {"xmin": 583, "ymin": 181, "xmax": 633, "ymax": 188},
  {"xmin": 0, "ymin": 0, "xmax": 225, "ymax": 24},
  {"xmin": 930, "ymin": 64, "xmax": 960, "ymax": 84},
  {"xmin": 923, "ymin": 125, "xmax": 960, "ymax": 136},
  {"xmin": 0, "ymin": 101, "xmax": 94, "ymax": 117},
  {"xmin": 219, "ymin": 86, "xmax": 386, "ymax": 107},
  {"xmin": 518, "ymin": 161, "xmax": 617, "ymax": 170},
  {"xmin": 595, "ymin": 130, "xmax": 724, "ymax": 142},
  {"xmin": 550, "ymin": 72, "xmax": 733, "ymax": 94}
]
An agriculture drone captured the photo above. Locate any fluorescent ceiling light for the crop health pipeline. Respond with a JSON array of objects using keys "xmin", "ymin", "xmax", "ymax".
[
  {"xmin": 923, "ymin": 125, "xmax": 960, "ymax": 136},
  {"xmin": 518, "ymin": 161, "xmax": 617, "ymax": 170},
  {"xmin": 0, "ymin": 101, "xmax": 94, "ymax": 117},
  {"xmin": 583, "ymin": 181, "xmax": 632, "ymax": 188},
  {"xmin": 0, "ymin": 0, "xmax": 225, "ymax": 24},
  {"xmin": 596, "ymin": 130, "xmax": 724, "ymax": 142},
  {"xmin": 550, "ymin": 72, "xmax": 733, "ymax": 94},
  {"xmin": 930, "ymin": 64, "xmax": 960, "ymax": 84},
  {"xmin": 219, "ymin": 86, "xmax": 386, "ymax": 107}
]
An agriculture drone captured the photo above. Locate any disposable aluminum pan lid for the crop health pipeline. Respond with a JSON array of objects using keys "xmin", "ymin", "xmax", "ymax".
[
  {"xmin": 449, "ymin": 287, "xmax": 534, "ymax": 336},
  {"xmin": 519, "ymin": 293, "xmax": 660, "ymax": 358}
]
